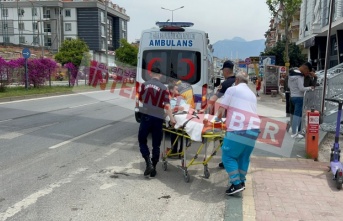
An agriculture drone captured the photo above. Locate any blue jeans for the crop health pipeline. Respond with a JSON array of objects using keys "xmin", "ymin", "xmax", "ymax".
[
  {"xmin": 221, "ymin": 130, "xmax": 259, "ymax": 185},
  {"xmin": 290, "ymin": 97, "xmax": 303, "ymax": 134},
  {"xmin": 138, "ymin": 114, "xmax": 164, "ymax": 162}
]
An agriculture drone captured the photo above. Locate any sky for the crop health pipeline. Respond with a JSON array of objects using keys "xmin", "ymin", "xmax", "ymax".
[{"xmin": 113, "ymin": 0, "xmax": 272, "ymax": 44}]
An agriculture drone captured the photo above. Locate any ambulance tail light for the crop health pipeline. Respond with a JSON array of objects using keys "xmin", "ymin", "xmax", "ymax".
[{"xmin": 202, "ymin": 84, "xmax": 208, "ymax": 109}]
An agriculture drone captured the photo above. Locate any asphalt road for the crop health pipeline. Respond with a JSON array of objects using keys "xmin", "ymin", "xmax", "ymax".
[{"xmin": 0, "ymin": 89, "xmax": 229, "ymax": 221}]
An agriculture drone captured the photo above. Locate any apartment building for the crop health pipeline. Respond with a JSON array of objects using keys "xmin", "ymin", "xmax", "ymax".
[
  {"xmin": 265, "ymin": 7, "xmax": 301, "ymax": 51},
  {"xmin": 297, "ymin": 0, "xmax": 343, "ymax": 70},
  {"xmin": 0, "ymin": 0, "xmax": 129, "ymax": 60}
]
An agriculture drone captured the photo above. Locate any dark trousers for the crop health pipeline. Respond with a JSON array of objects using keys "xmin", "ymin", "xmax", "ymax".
[
  {"xmin": 285, "ymin": 92, "xmax": 291, "ymax": 115},
  {"xmin": 138, "ymin": 114, "xmax": 163, "ymax": 162},
  {"xmin": 170, "ymin": 131, "xmax": 183, "ymax": 153}
]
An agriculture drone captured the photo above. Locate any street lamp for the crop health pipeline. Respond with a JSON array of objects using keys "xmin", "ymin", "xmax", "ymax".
[{"xmin": 161, "ymin": 6, "xmax": 184, "ymax": 22}]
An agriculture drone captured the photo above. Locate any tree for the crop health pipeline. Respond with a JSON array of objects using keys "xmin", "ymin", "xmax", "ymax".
[
  {"xmin": 14, "ymin": 58, "xmax": 57, "ymax": 87},
  {"xmin": 266, "ymin": 0, "xmax": 302, "ymax": 71},
  {"xmin": 115, "ymin": 39, "xmax": 138, "ymax": 67},
  {"xmin": 261, "ymin": 40, "xmax": 306, "ymax": 67},
  {"xmin": 55, "ymin": 38, "xmax": 90, "ymax": 67}
]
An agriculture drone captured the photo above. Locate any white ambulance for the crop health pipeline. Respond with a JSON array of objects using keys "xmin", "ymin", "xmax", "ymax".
[{"xmin": 134, "ymin": 22, "xmax": 218, "ymax": 122}]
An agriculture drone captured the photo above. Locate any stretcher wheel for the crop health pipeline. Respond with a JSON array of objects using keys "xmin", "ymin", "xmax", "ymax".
[
  {"xmin": 183, "ymin": 170, "xmax": 190, "ymax": 183},
  {"xmin": 204, "ymin": 166, "xmax": 210, "ymax": 179},
  {"xmin": 162, "ymin": 161, "xmax": 168, "ymax": 171}
]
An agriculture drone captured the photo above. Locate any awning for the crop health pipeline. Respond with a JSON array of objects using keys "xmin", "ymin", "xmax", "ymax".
[{"xmin": 296, "ymin": 33, "xmax": 318, "ymax": 45}]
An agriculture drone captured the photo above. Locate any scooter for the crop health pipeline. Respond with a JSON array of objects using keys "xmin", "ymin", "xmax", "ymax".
[{"xmin": 325, "ymin": 98, "xmax": 343, "ymax": 189}]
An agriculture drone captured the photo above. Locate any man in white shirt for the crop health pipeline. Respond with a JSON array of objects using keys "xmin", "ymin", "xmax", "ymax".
[{"xmin": 216, "ymin": 71, "xmax": 260, "ymax": 195}]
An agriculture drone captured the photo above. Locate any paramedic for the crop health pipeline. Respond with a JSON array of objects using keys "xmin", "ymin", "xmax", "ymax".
[
  {"xmin": 216, "ymin": 71, "xmax": 260, "ymax": 195},
  {"xmin": 207, "ymin": 60, "xmax": 236, "ymax": 169},
  {"xmin": 138, "ymin": 67, "xmax": 176, "ymax": 177}
]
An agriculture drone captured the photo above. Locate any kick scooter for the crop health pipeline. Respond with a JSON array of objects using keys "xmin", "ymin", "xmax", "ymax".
[{"xmin": 325, "ymin": 98, "xmax": 343, "ymax": 189}]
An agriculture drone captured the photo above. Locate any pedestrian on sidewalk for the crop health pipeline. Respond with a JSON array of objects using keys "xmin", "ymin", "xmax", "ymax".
[
  {"xmin": 138, "ymin": 67, "xmax": 176, "ymax": 177},
  {"xmin": 206, "ymin": 60, "xmax": 236, "ymax": 169},
  {"xmin": 216, "ymin": 71, "xmax": 260, "ymax": 195},
  {"xmin": 286, "ymin": 62, "xmax": 317, "ymax": 135},
  {"xmin": 288, "ymin": 64, "xmax": 314, "ymax": 138},
  {"xmin": 255, "ymin": 76, "xmax": 261, "ymax": 97}
]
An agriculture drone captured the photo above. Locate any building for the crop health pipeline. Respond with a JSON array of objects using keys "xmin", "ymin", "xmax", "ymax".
[
  {"xmin": 297, "ymin": 0, "xmax": 343, "ymax": 70},
  {"xmin": 0, "ymin": 0, "xmax": 129, "ymax": 62},
  {"xmin": 265, "ymin": 7, "xmax": 301, "ymax": 51}
]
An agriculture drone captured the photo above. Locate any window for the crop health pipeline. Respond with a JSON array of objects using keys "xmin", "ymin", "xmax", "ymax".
[
  {"xmin": 122, "ymin": 20, "xmax": 126, "ymax": 31},
  {"xmin": 18, "ymin": 8, "xmax": 25, "ymax": 16},
  {"xmin": 101, "ymin": 11, "xmax": 105, "ymax": 23},
  {"xmin": 2, "ymin": 9, "xmax": 8, "ymax": 17},
  {"xmin": 19, "ymin": 22, "xmax": 24, "ymax": 31},
  {"xmin": 65, "ymin": 37, "xmax": 72, "ymax": 41},
  {"xmin": 33, "ymin": 36, "xmax": 39, "ymax": 44},
  {"xmin": 142, "ymin": 50, "xmax": 201, "ymax": 84},
  {"xmin": 65, "ymin": 23, "xmax": 71, "ymax": 31},
  {"xmin": 101, "ymin": 39, "xmax": 105, "ymax": 50},
  {"xmin": 43, "ymin": 10, "xmax": 50, "ymax": 18},
  {"xmin": 19, "ymin": 36, "xmax": 25, "ymax": 44},
  {"xmin": 44, "ymin": 23, "xmax": 51, "ymax": 32},
  {"xmin": 3, "ymin": 36, "xmax": 10, "ymax": 43},
  {"xmin": 32, "ymin": 8, "xmax": 37, "ymax": 16},
  {"xmin": 32, "ymin": 22, "xmax": 38, "ymax": 30},
  {"xmin": 101, "ymin": 25, "xmax": 105, "ymax": 36},
  {"xmin": 44, "ymin": 37, "xmax": 51, "ymax": 47},
  {"xmin": 3, "ymin": 23, "xmax": 8, "ymax": 29},
  {"xmin": 65, "ymin": 9, "xmax": 71, "ymax": 17}
]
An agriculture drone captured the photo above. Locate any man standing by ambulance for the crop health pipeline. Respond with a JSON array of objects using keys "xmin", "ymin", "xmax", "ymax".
[
  {"xmin": 138, "ymin": 67, "xmax": 176, "ymax": 177},
  {"xmin": 216, "ymin": 71, "xmax": 260, "ymax": 195},
  {"xmin": 207, "ymin": 60, "xmax": 236, "ymax": 169}
]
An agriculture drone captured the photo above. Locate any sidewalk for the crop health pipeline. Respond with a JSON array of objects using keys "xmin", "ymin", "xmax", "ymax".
[
  {"xmin": 239, "ymin": 83, "xmax": 339, "ymax": 221},
  {"xmin": 243, "ymin": 156, "xmax": 343, "ymax": 221}
]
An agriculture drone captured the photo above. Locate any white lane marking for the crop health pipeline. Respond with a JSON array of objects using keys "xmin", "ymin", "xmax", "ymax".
[
  {"xmin": 94, "ymin": 148, "xmax": 119, "ymax": 162},
  {"xmin": 0, "ymin": 167, "xmax": 87, "ymax": 221},
  {"xmin": 69, "ymin": 102, "xmax": 99, "ymax": 109},
  {"xmin": 0, "ymin": 90, "xmax": 112, "ymax": 105},
  {"xmin": 0, "ymin": 119, "xmax": 12, "ymax": 123},
  {"xmin": 49, "ymin": 124, "xmax": 112, "ymax": 149}
]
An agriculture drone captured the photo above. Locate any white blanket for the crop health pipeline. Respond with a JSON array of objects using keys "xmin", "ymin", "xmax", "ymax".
[{"xmin": 172, "ymin": 113, "xmax": 204, "ymax": 142}]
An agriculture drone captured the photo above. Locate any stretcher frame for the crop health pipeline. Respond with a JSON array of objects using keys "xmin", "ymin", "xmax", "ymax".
[{"xmin": 162, "ymin": 121, "xmax": 225, "ymax": 182}]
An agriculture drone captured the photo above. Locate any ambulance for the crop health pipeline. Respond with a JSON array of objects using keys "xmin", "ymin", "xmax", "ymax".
[{"xmin": 135, "ymin": 22, "xmax": 218, "ymax": 122}]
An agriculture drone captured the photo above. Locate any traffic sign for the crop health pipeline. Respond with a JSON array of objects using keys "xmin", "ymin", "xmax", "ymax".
[
  {"xmin": 280, "ymin": 66, "xmax": 286, "ymax": 73},
  {"xmin": 245, "ymin": 57, "xmax": 251, "ymax": 65},
  {"xmin": 22, "ymin": 48, "xmax": 31, "ymax": 59}
]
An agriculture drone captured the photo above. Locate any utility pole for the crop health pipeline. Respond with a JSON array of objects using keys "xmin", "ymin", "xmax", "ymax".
[
  {"xmin": 104, "ymin": 0, "xmax": 109, "ymax": 73},
  {"xmin": 161, "ymin": 6, "xmax": 184, "ymax": 22}
]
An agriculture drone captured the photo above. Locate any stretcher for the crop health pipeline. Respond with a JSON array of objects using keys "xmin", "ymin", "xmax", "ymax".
[{"xmin": 162, "ymin": 110, "xmax": 226, "ymax": 182}]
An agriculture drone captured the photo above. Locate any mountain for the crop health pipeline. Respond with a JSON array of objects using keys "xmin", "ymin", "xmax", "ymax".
[{"xmin": 213, "ymin": 37, "xmax": 265, "ymax": 60}]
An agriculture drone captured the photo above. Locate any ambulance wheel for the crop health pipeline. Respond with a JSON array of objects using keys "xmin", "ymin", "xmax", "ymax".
[
  {"xmin": 183, "ymin": 171, "xmax": 190, "ymax": 183},
  {"xmin": 162, "ymin": 161, "xmax": 167, "ymax": 171}
]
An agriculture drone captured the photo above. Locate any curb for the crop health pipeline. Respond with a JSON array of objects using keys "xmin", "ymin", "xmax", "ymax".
[{"xmin": 0, "ymin": 91, "xmax": 75, "ymax": 103}]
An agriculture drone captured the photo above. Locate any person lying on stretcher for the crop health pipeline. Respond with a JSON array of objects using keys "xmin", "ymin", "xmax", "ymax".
[{"xmin": 167, "ymin": 83, "xmax": 190, "ymax": 154}]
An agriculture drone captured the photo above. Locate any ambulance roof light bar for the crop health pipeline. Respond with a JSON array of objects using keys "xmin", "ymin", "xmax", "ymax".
[{"xmin": 155, "ymin": 22, "xmax": 194, "ymax": 28}]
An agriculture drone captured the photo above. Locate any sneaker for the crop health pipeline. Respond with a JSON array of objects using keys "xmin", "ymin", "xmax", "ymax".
[
  {"xmin": 218, "ymin": 162, "xmax": 225, "ymax": 169},
  {"xmin": 226, "ymin": 183, "xmax": 244, "ymax": 195},
  {"xmin": 291, "ymin": 133, "xmax": 298, "ymax": 138},
  {"xmin": 295, "ymin": 134, "xmax": 304, "ymax": 139},
  {"xmin": 291, "ymin": 133, "xmax": 304, "ymax": 139}
]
